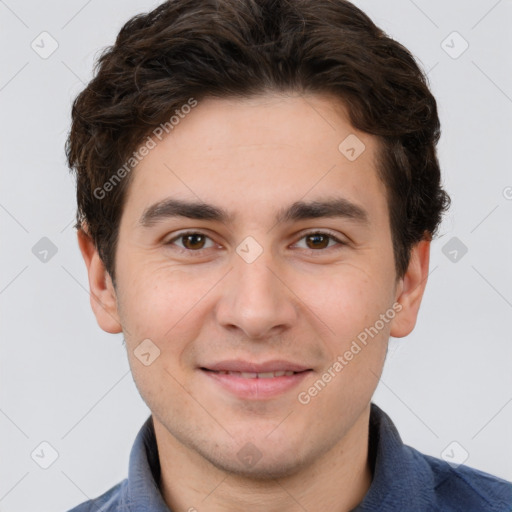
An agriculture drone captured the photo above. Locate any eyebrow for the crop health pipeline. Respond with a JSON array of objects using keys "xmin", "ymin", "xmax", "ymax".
[{"xmin": 139, "ymin": 196, "xmax": 369, "ymax": 227}]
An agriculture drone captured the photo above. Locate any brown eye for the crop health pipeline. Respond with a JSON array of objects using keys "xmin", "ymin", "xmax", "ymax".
[
  {"xmin": 294, "ymin": 231, "xmax": 346, "ymax": 253},
  {"xmin": 181, "ymin": 233, "xmax": 204, "ymax": 250},
  {"xmin": 305, "ymin": 233, "xmax": 331, "ymax": 250},
  {"xmin": 180, "ymin": 233, "xmax": 207, "ymax": 250},
  {"xmin": 167, "ymin": 232, "xmax": 215, "ymax": 252}
]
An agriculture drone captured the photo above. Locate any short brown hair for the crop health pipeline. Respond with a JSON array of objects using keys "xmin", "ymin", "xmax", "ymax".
[{"xmin": 66, "ymin": 0, "xmax": 450, "ymax": 285}]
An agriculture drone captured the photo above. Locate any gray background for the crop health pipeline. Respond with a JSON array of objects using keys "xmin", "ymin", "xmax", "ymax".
[{"xmin": 1, "ymin": 0, "xmax": 511, "ymax": 511}]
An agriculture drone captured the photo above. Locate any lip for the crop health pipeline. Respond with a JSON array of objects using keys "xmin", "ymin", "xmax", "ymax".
[
  {"xmin": 202, "ymin": 359, "xmax": 311, "ymax": 373},
  {"xmin": 200, "ymin": 360, "xmax": 313, "ymax": 400}
]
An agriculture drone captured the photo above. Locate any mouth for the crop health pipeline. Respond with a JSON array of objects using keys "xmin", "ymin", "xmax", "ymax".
[
  {"xmin": 202, "ymin": 369, "xmax": 302, "ymax": 378},
  {"xmin": 199, "ymin": 360, "xmax": 313, "ymax": 400}
]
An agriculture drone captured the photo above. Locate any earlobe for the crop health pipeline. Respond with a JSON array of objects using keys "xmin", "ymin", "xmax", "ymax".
[
  {"xmin": 389, "ymin": 239, "xmax": 431, "ymax": 339},
  {"xmin": 77, "ymin": 227, "xmax": 122, "ymax": 334}
]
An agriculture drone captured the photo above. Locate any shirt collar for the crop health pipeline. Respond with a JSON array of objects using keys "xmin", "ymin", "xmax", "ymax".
[
  {"xmin": 126, "ymin": 415, "xmax": 170, "ymax": 511},
  {"xmin": 123, "ymin": 403, "xmax": 436, "ymax": 511},
  {"xmin": 351, "ymin": 403, "xmax": 437, "ymax": 511}
]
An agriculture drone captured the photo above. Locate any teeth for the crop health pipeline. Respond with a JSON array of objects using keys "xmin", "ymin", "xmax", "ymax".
[
  {"xmin": 240, "ymin": 372, "xmax": 258, "ymax": 378},
  {"xmin": 214, "ymin": 370, "xmax": 297, "ymax": 378}
]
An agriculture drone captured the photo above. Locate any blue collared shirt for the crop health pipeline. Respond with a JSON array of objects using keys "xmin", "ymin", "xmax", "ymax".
[{"xmin": 68, "ymin": 403, "xmax": 512, "ymax": 511}]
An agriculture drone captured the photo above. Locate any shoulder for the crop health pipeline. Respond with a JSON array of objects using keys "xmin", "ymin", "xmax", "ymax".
[
  {"xmin": 364, "ymin": 404, "xmax": 512, "ymax": 511},
  {"xmin": 415, "ymin": 448, "xmax": 512, "ymax": 511},
  {"xmin": 66, "ymin": 479, "xmax": 126, "ymax": 512}
]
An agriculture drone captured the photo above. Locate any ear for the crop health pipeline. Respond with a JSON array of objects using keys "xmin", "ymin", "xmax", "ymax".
[
  {"xmin": 77, "ymin": 226, "xmax": 122, "ymax": 334},
  {"xmin": 390, "ymin": 238, "xmax": 430, "ymax": 338}
]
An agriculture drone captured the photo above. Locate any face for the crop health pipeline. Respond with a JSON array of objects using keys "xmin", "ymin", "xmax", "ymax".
[{"xmin": 79, "ymin": 92, "xmax": 429, "ymax": 479}]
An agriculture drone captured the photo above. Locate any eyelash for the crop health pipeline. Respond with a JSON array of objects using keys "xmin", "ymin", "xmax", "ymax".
[{"xmin": 165, "ymin": 230, "xmax": 347, "ymax": 257}]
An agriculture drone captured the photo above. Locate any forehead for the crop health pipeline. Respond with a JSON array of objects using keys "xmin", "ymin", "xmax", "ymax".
[{"xmin": 122, "ymin": 93, "xmax": 388, "ymax": 228}]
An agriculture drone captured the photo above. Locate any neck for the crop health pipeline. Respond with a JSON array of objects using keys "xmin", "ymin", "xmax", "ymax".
[{"xmin": 154, "ymin": 403, "xmax": 373, "ymax": 512}]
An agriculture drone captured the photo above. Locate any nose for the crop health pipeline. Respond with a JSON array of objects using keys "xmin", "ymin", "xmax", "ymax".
[{"xmin": 214, "ymin": 247, "xmax": 299, "ymax": 340}]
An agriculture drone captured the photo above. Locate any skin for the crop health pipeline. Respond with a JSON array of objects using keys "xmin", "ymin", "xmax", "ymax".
[{"xmin": 78, "ymin": 92, "xmax": 430, "ymax": 512}]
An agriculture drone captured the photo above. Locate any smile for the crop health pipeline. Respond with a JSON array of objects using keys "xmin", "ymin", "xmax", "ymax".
[
  {"xmin": 207, "ymin": 369, "xmax": 297, "ymax": 378},
  {"xmin": 200, "ymin": 367, "xmax": 312, "ymax": 400}
]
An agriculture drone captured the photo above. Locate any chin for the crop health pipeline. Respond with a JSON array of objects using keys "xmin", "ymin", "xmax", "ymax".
[
  {"xmin": 192, "ymin": 433, "xmax": 312, "ymax": 481},
  {"xmin": 213, "ymin": 452, "xmax": 309, "ymax": 481}
]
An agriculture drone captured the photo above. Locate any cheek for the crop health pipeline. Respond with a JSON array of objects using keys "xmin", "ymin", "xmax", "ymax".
[
  {"xmin": 128, "ymin": 354, "xmax": 194, "ymax": 431},
  {"xmin": 118, "ymin": 260, "xmax": 209, "ymax": 338},
  {"xmin": 117, "ymin": 262, "xmax": 222, "ymax": 390},
  {"xmin": 303, "ymin": 267, "xmax": 392, "ymax": 338}
]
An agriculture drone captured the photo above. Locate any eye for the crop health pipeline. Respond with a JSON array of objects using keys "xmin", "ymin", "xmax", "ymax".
[
  {"xmin": 165, "ymin": 230, "xmax": 347, "ymax": 256},
  {"xmin": 166, "ymin": 231, "xmax": 216, "ymax": 252},
  {"xmin": 293, "ymin": 231, "xmax": 347, "ymax": 252}
]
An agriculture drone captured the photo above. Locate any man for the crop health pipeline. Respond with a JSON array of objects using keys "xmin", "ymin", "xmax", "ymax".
[{"xmin": 66, "ymin": 0, "xmax": 512, "ymax": 510}]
